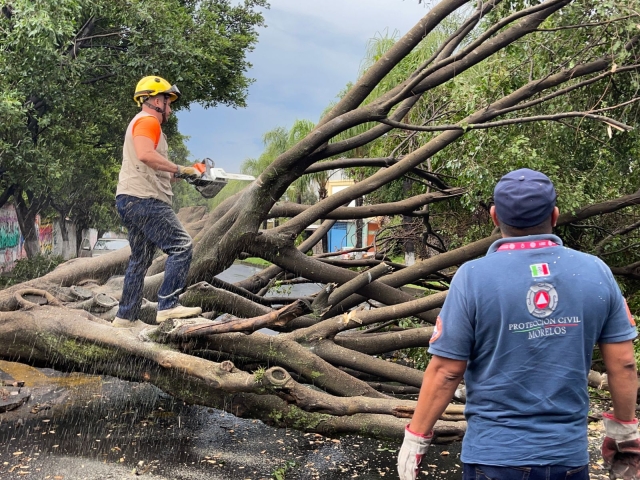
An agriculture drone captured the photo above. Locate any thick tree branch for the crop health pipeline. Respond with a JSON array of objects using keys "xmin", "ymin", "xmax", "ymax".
[
  {"xmin": 317, "ymin": 0, "xmax": 469, "ymax": 126},
  {"xmin": 312, "ymin": 263, "xmax": 395, "ymax": 317},
  {"xmin": 248, "ymin": 238, "xmax": 440, "ymax": 323},
  {"xmin": 327, "ymin": 263, "xmax": 394, "ymax": 308},
  {"xmin": 325, "ymin": 189, "xmax": 640, "ymax": 317},
  {"xmin": 290, "ymin": 292, "xmax": 448, "ymax": 344},
  {"xmin": 188, "ymin": 331, "xmax": 389, "ymax": 398},
  {"xmin": 303, "ymin": 157, "xmax": 451, "ymax": 190},
  {"xmin": 318, "ymin": 258, "xmax": 406, "ymax": 269},
  {"xmin": 312, "ymin": 340, "xmax": 424, "ymax": 387},
  {"xmin": 162, "ymin": 300, "xmax": 311, "ymax": 340},
  {"xmin": 558, "ymin": 190, "xmax": 640, "ymax": 225},
  {"xmin": 234, "ymin": 218, "xmax": 337, "ymax": 294},
  {"xmin": 335, "ymin": 327, "xmax": 435, "ymax": 355},
  {"xmin": 594, "ymin": 219, "xmax": 640, "ymax": 255},
  {"xmin": 610, "ymin": 261, "xmax": 640, "ymax": 280},
  {"xmin": 0, "ymin": 184, "xmax": 16, "ymax": 209},
  {"xmin": 267, "ymin": 188, "xmax": 463, "ymax": 219}
]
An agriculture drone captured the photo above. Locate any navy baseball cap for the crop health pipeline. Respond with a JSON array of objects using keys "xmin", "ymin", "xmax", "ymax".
[{"xmin": 493, "ymin": 168, "xmax": 557, "ymax": 228}]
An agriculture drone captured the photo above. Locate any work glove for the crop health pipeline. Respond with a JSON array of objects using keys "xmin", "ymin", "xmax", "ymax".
[
  {"xmin": 602, "ymin": 412, "xmax": 640, "ymax": 479},
  {"xmin": 176, "ymin": 165, "xmax": 200, "ymax": 178},
  {"xmin": 397, "ymin": 425, "xmax": 432, "ymax": 480}
]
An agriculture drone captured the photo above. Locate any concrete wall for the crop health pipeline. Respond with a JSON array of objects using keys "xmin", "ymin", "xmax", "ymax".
[{"xmin": 0, "ymin": 204, "xmax": 78, "ymax": 271}]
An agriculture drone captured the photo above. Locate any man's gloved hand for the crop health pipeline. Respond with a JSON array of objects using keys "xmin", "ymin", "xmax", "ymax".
[
  {"xmin": 602, "ymin": 412, "xmax": 640, "ymax": 479},
  {"xmin": 397, "ymin": 425, "xmax": 433, "ymax": 480},
  {"xmin": 176, "ymin": 165, "xmax": 199, "ymax": 178}
]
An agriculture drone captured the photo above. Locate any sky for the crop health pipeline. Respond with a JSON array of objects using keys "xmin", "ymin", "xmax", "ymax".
[{"xmin": 176, "ymin": 0, "xmax": 433, "ymax": 173}]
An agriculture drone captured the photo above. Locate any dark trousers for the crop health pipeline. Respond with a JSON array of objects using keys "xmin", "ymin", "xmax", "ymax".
[
  {"xmin": 115, "ymin": 195, "xmax": 193, "ymax": 320},
  {"xmin": 462, "ymin": 464, "xmax": 589, "ymax": 480}
]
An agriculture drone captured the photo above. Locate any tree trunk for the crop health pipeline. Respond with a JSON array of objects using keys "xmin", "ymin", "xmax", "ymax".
[
  {"xmin": 0, "ymin": 291, "xmax": 466, "ymax": 439},
  {"xmin": 13, "ymin": 189, "xmax": 42, "ymax": 258},
  {"xmin": 355, "ymin": 196, "xmax": 363, "ymax": 249},
  {"xmin": 403, "ymin": 178, "xmax": 415, "ymax": 266},
  {"xmin": 58, "ymin": 215, "xmax": 70, "ymax": 258}
]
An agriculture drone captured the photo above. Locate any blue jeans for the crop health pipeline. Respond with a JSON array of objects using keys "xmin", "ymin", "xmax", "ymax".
[
  {"xmin": 115, "ymin": 195, "xmax": 193, "ymax": 320},
  {"xmin": 462, "ymin": 464, "xmax": 589, "ymax": 480}
]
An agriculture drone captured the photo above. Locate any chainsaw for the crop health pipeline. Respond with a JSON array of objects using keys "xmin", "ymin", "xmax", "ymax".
[{"xmin": 177, "ymin": 158, "xmax": 255, "ymax": 198}]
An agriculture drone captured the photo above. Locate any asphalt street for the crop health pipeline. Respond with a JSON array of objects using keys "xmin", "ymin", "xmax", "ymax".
[{"xmin": 0, "ymin": 361, "xmax": 463, "ymax": 480}]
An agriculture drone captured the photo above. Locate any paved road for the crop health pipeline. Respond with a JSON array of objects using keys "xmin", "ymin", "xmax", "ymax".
[
  {"xmin": 0, "ymin": 361, "xmax": 462, "ymax": 480},
  {"xmin": 217, "ymin": 263, "xmax": 324, "ymax": 298}
]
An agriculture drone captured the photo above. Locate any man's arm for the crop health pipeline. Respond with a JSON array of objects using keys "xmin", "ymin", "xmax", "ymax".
[
  {"xmin": 398, "ymin": 355, "xmax": 467, "ymax": 480},
  {"xmin": 409, "ymin": 355, "xmax": 467, "ymax": 434},
  {"xmin": 598, "ymin": 340, "xmax": 640, "ymax": 477},
  {"xmin": 133, "ymin": 136, "xmax": 179, "ymax": 174},
  {"xmin": 599, "ymin": 340, "xmax": 637, "ymax": 421}
]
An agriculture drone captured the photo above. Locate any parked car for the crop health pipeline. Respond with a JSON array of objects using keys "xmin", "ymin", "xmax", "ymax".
[{"xmin": 79, "ymin": 238, "xmax": 129, "ymax": 258}]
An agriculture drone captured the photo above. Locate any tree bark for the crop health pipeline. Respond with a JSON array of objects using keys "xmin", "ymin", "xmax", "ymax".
[
  {"xmin": 355, "ymin": 196, "xmax": 364, "ymax": 249},
  {"xmin": 13, "ymin": 189, "xmax": 45, "ymax": 258}
]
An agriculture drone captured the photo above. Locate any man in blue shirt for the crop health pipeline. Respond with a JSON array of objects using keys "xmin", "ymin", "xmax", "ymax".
[{"xmin": 397, "ymin": 169, "xmax": 639, "ymax": 480}]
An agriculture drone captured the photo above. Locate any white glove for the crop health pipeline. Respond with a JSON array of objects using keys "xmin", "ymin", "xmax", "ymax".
[
  {"xmin": 397, "ymin": 424, "xmax": 433, "ymax": 480},
  {"xmin": 175, "ymin": 165, "xmax": 200, "ymax": 178},
  {"xmin": 601, "ymin": 412, "xmax": 640, "ymax": 477}
]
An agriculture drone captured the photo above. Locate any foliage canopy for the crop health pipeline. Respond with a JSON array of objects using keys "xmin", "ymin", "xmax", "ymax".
[{"xmin": 0, "ymin": 0, "xmax": 266, "ymax": 238}]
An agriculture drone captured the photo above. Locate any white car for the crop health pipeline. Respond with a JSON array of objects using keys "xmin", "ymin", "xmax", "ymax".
[{"xmin": 79, "ymin": 238, "xmax": 129, "ymax": 258}]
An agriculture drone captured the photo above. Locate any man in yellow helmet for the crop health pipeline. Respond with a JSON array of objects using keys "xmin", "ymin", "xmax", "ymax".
[{"xmin": 112, "ymin": 76, "xmax": 202, "ymax": 327}]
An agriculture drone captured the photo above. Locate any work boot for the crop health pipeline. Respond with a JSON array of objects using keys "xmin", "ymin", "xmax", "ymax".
[
  {"xmin": 156, "ymin": 305, "xmax": 202, "ymax": 323},
  {"xmin": 112, "ymin": 317, "xmax": 137, "ymax": 328}
]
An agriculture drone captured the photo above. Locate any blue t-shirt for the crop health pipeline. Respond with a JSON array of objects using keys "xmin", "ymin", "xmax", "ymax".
[{"xmin": 428, "ymin": 234, "xmax": 637, "ymax": 466}]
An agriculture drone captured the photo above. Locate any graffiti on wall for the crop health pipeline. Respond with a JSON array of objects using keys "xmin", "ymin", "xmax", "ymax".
[
  {"xmin": 0, "ymin": 215, "xmax": 20, "ymax": 250},
  {"xmin": 0, "ymin": 204, "xmax": 49, "ymax": 272},
  {"xmin": 39, "ymin": 223, "xmax": 53, "ymax": 255},
  {"xmin": 0, "ymin": 204, "xmax": 24, "ymax": 272}
]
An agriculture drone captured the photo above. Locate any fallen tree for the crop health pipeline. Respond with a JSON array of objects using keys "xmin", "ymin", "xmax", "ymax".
[{"xmin": 1, "ymin": 0, "xmax": 639, "ymax": 441}]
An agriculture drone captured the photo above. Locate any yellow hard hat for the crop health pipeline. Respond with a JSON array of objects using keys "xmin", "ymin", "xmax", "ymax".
[{"xmin": 133, "ymin": 76, "xmax": 181, "ymax": 106}]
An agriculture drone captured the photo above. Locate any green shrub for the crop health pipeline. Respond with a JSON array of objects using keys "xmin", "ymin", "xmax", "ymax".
[{"xmin": 0, "ymin": 254, "xmax": 65, "ymax": 288}]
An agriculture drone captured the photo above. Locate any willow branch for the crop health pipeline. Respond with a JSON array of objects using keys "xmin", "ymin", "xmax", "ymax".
[
  {"xmin": 381, "ymin": 0, "xmax": 571, "ymax": 107},
  {"xmin": 303, "ymin": 157, "xmax": 451, "ymax": 190},
  {"xmin": 594, "ymin": 219, "xmax": 640, "ymax": 255},
  {"xmin": 379, "ymin": 112, "xmax": 633, "ymax": 132},
  {"xmin": 536, "ymin": 14, "xmax": 639, "ymax": 32}
]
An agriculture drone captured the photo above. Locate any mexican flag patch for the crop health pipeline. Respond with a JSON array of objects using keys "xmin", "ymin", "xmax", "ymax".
[{"xmin": 530, "ymin": 263, "xmax": 550, "ymax": 277}]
